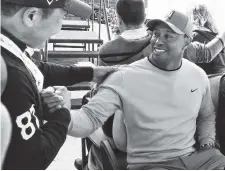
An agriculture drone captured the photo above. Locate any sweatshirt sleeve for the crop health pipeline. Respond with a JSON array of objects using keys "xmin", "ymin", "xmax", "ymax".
[
  {"xmin": 68, "ymin": 71, "xmax": 124, "ymax": 137},
  {"xmin": 2, "ymin": 68, "xmax": 71, "ymax": 170},
  {"xmin": 36, "ymin": 61, "xmax": 93, "ymax": 87},
  {"xmin": 196, "ymin": 74, "xmax": 216, "ymax": 142},
  {"xmin": 184, "ymin": 37, "xmax": 224, "ymax": 63}
]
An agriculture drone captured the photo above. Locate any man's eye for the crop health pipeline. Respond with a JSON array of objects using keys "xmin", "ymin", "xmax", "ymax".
[
  {"xmin": 165, "ymin": 34, "xmax": 174, "ymax": 39},
  {"xmin": 153, "ymin": 32, "xmax": 160, "ymax": 37}
]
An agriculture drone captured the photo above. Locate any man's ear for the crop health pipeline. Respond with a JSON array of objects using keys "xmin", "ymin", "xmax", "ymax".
[
  {"xmin": 22, "ymin": 7, "xmax": 41, "ymax": 27},
  {"xmin": 144, "ymin": 13, "xmax": 146, "ymax": 22},
  {"xmin": 117, "ymin": 14, "xmax": 124, "ymax": 32},
  {"xmin": 117, "ymin": 14, "xmax": 123, "ymax": 25},
  {"xmin": 183, "ymin": 36, "xmax": 192, "ymax": 50}
]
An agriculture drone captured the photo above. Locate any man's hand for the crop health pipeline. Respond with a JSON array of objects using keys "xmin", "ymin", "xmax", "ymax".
[
  {"xmin": 92, "ymin": 66, "xmax": 118, "ymax": 84},
  {"xmin": 54, "ymin": 86, "xmax": 71, "ymax": 111},
  {"xmin": 40, "ymin": 86, "xmax": 71, "ymax": 113}
]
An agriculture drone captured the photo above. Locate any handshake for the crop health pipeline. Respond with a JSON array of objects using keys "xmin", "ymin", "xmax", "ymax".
[{"xmin": 40, "ymin": 86, "xmax": 71, "ymax": 113}]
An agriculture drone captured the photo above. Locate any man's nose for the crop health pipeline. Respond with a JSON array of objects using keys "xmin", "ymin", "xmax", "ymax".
[{"xmin": 155, "ymin": 37, "xmax": 164, "ymax": 45}]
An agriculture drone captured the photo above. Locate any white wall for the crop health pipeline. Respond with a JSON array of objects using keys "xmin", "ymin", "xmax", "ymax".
[{"xmin": 146, "ymin": 0, "xmax": 225, "ymax": 32}]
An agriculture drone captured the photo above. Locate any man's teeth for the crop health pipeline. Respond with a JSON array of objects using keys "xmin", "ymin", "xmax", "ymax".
[{"xmin": 155, "ymin": 49, "xmax": 166, "ymax": 52}]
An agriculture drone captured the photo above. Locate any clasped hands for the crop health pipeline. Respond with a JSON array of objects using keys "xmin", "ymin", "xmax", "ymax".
[{"xmin": 40, "ymin": 86, "xmax": 71, "ymax": 113}]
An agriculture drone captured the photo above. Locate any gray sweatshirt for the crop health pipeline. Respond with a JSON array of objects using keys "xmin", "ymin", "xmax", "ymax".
[{"xmin": 68, "ymin": 58, "xmax": 215, "ymax": 167}]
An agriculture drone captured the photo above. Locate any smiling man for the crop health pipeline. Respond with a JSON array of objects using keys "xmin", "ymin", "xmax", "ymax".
[
  {"xmin": 67, "ymin": 10, "xmax": 225, "ymax": 169},
  {"xmin": 147, "ymin": 10, "xmax": 194, "ymax": 71}
]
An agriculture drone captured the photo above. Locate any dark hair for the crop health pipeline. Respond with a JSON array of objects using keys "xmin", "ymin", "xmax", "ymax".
[
  {"xmin": 1, "ymin": 2, "xmax": 54, "ymax": 19},
  {"xmin": 1, "ymin": 3, "xmax": 23, "ymax": 16},
  {"xmin": 42, "ymin": 8, "xmax": 55, "ymax": 19},
  {"xmin": 116, "ymin": 0, "xmax": 145, "ymax": 26}
]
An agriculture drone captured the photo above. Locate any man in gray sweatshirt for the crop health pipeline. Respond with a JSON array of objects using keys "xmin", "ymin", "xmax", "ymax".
[
  {"xmin": 97, "ymin": 0, "xmax": 225, "ymax": 154},
  {"xmin": 65, "ymin": 11, "xmax": 225, "ymax": 169}
]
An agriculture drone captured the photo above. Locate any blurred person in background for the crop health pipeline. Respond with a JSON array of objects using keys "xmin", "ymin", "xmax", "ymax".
[
  {"xmin": 99, "ymin": 0, "xmax": 151, "ymax": 66},
  {"xmin": 186, "ymin": 4, "xmax": 225, "ymax": 74}
]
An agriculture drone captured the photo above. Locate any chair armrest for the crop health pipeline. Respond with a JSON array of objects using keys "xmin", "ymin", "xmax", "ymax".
[
  {"xmin": 88, "ymin": 128, "xmax": 113, "ymax": 148},
  {"xmin": 100, "ymin": 139, "xmax": 127, "ymax": 170},
  {"xmin": 100, "ymin": 140, "xmax": 118, "ymax": 170}
]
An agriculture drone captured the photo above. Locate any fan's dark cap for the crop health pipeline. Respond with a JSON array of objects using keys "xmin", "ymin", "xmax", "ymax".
[{"xmin": 2, "ymin": 0, "xmax": 92, "ymax": 19}]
